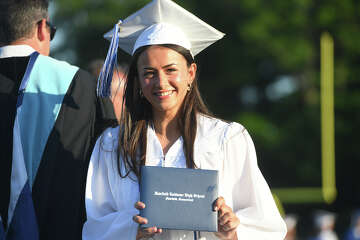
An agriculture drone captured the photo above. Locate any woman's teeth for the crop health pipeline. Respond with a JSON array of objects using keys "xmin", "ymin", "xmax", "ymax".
[{"xmin": 156, "ymin": 91, "xmax": 173, "ymax": 96}]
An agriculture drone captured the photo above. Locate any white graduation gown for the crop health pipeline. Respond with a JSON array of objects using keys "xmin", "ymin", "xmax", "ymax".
[{"xmin": 83, "ymin": 115, "xmax": 287, "ymax": 240}]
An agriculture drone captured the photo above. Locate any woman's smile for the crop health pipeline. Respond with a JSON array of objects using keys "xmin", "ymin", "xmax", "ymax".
[{"xmin": 154, "ymin": 89, "xmax": 175, "ymax": 97}]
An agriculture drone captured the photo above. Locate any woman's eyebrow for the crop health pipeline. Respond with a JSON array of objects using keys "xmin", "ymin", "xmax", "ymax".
[{"xmin": 143, "ymin": 63, "xmax": 177, "ymax": 70}]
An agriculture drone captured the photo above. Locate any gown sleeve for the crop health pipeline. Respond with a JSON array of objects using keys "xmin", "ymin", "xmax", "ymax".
[
  {"xmin": 82, "ymin": 129, "xmax": 139, "ymax": 240},
  {"xmin": 222, "ymin": 124, "xmax": 287, "ymax": 239}
]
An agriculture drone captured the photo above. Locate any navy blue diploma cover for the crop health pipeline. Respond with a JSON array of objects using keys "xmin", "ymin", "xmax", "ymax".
[{"xmin": 140, "ymin": 166, "xmax": 218, "ymax": 232}]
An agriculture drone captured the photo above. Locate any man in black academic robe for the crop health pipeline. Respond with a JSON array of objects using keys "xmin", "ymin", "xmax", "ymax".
[{"xmin": 0, "ymin": 0, "xmax": 116, "ymax": 239}]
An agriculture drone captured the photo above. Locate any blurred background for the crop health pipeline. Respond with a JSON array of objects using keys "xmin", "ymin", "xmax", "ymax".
[{"xmin": 49, "ymin": 0, "xmax": 359, "ymax": 239}]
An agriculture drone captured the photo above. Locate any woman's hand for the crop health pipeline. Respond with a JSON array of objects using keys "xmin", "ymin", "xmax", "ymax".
[
  {"xmin": 213, "ymin": 197, "xmax": 240, "ymax": 240},
  {"xmin": 133, "ymin": 201, "xmax": 162, "ymax": 240}
]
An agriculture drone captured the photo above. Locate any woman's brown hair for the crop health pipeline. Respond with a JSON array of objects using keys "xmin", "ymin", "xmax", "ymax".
[{"xmin": 118, "ymin": 44, "xmax": 212, "ymax": 179}]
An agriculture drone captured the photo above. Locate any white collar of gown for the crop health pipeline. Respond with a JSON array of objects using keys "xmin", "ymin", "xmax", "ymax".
[
  {"xmin": 145, "ymin": 115, "xmax": 228, "ymax": 170},
  {"xmin": 146, "ymin": 124, "xmax": 187, "ymax": 168}
]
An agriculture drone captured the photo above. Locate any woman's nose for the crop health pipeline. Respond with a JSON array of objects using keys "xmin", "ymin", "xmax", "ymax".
[{"xmin": 155, "ymin": 71, "xmax": 168, "ymax": 87}]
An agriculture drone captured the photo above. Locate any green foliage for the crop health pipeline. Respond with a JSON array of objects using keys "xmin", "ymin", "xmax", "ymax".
[{"xmin": 234, "ymin": 112, "xmax": 282, "ymax": 146}]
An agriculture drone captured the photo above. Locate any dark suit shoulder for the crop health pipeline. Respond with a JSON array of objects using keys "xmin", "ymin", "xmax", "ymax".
[
  {"xmin": 72, "ymin": 68, "xmax": 98, "ymax": 94},
  {"xmin": 0, "ymin": 56, "xmax": 30, "ymax": 88}
]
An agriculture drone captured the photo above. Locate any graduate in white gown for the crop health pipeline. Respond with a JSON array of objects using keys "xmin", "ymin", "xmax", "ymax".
[{"xmin": 82, "ymin": 0, "xmax": 287, "ymax": 239}]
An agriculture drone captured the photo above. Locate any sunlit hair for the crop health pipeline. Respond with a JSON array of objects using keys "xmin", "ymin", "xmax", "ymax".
[
  {"xmin": 118, "ymin": 44, "xmax": 212, "ymax": 179},
  {"xmin": 0, "ymin": 0, "xmax": 49, "ymax": 44}
]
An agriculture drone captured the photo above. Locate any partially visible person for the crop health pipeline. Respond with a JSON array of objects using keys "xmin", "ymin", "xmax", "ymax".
[
  {"xmin": 87, "ymin": 58, "xmax": 105, "ymax": 77},
  {"xmin": 343, "ymin": 210, "xmax": 360, "ymax": 240},
  {"xmin": 88, "ymin": 59, "xmax": 128, "ymax": 123},
  {"xmin": 284, "ymin": 214, "xmax": 299, "ymax": 240},
  {"xmin": 309, "ymin": 210, "xmax": 339, "ymax": 240},
  {"xmin": 0, "ymin": 0, "xmax": 115, "ymax": 239},
  {"xmin": 0, "ymin": 217, "xmax": 4, "ymax": 240},
  {"xmin": 110, "ymin": 63, "xmax": 128, "ymax": 122},
  {"xmin": 82, "ymin": 0, "xmax": 287, "ymax": 239}
]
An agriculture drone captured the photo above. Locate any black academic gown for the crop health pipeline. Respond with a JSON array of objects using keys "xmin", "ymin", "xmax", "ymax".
[{"xmin": 0, "ymin": 55, "xmax": 116, "ymax": 240}]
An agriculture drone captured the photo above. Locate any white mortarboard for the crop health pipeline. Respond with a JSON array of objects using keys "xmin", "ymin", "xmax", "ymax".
[
  {"xmin": 97, "ymin": 0, "xmax": 225, "ymax": 97},
  {"xmin": 104, "ymin": 0, "xmax": 225, "ymax": 56}
]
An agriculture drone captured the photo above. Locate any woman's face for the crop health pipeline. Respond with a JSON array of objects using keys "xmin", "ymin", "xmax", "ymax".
[{"xmin": 137, "ymin": 45, "xmax": 196, "ymax": 117}]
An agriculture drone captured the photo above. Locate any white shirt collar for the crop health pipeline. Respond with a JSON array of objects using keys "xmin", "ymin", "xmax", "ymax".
[
  {"xmin": 0, "ymin": 45, "xmax": 36, "ymax": 58},
  {"xmin": 146, "ymin": 124, "xmax": 185, "ymax": 168}
]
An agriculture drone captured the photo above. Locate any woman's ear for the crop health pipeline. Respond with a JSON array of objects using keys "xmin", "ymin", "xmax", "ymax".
[{"xmin": 188, "ymin": 63, "xmax": 197, "ymax": 84}]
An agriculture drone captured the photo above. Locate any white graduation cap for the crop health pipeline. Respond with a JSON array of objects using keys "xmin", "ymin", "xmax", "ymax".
[
  {"xmin": 97, "ymin": 0, "xmax": 225, "ymax": 97},
  {"xmin": 104, "ymin": 0, "xmax": 225, "ymax": 56}
]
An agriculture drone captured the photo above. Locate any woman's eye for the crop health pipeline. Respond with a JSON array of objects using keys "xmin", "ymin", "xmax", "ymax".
[
  {"xmin": 166, "ymin": 68, "xmax": 177, "ymax": 73},
  {"xmin": 144, "ymin": 71, "xmax": 154, "ymax": 77}
]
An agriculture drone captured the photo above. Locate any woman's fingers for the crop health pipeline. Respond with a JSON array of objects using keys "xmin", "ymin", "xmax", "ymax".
[
  {"xmin": 133, "ymin": 201, "xmax": 146, "ymax": 224},
  {"xmin": 213, "ymin": 196, "xmax": 225, "ymax": 211},
  {"xmin": 216, "ymin": 200, "xmax": 233, "ymax": 219},
  {"xmin": 136, "ymin": 226, "xmax": 162, "ymax": 240},
  {"xmin": 141, "ymin": 226, "xmax": 162, "ymax": 234},
  {"xmin": 219, "ymin": 214, "xmax": 240, "ymax": 232},
  {"xmin": 133, "ymin": 215, "xmax": 148, "ymax": 225},
  {"xmin": 218, "ymin": 211, "xmax": 231, "ymax": 225},
  {"xmin": 214, "ymin": 196, "xmax": 240, "ymax": 240},
  {"xmin": 134, "ymin": 201, "xmax": 163, "ymax": 239},
  {"xmin": 134, "ymin": 201, "xmax": 146, "ymax": 210}
]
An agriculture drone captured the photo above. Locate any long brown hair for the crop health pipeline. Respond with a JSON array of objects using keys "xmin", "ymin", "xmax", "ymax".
[{"xmin": 118, "ymin": 44, "xmax": 212, "ymax": 179}]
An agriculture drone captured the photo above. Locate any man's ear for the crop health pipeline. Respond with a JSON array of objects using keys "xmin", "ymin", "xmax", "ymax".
[{"xmin": 36, "ymin": 19, "xmax": 47, "ymax": 42}]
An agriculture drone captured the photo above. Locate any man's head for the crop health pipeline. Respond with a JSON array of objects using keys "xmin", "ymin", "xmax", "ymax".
[
  {"xmin": 0, "ymin": 0, "xmax": 53, "ymax": 55},
  {"xmin": 111, "ymin": 63, "xmax": 128, "ymax": 122},
  {"xmin": 88, "ymin": 59, "xmax": 128, "ymax": 123}
]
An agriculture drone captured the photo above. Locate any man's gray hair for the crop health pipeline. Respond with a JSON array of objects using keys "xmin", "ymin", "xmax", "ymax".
[{"xmin": 0, "ymin": 0, "xmax": 49, "ymax": 45}]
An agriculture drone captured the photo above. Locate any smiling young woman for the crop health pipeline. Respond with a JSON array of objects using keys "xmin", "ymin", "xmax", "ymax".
[
  {"xmin": 121, "ymin": 43, "xmax": 207, "ymax": 170},
  {"xmin": 82, "ymin": 0, "xmax": 287, "ymax": 239},
  {"xmin": 137, "ymin": 45, "xmax": 196, "ymax": 123}
]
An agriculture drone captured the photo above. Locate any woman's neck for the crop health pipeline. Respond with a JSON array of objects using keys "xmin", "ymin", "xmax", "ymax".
[{"xmin": 152, "ymin": 111, "xmax": 181, "ymax": 155}]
